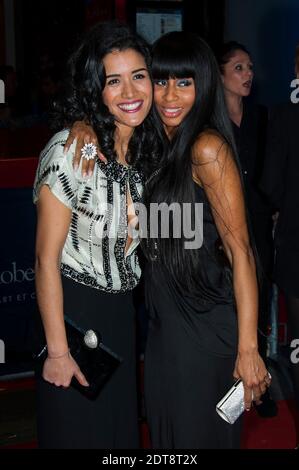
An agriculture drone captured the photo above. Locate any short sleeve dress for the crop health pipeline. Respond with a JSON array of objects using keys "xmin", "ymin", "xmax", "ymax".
[{"xmin": 34, "ymin": 130, "xmax": 143, "ymax": 449}]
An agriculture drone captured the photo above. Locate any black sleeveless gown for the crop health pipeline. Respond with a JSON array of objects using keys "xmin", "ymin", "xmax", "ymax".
[{"xmin": 144, "ymin": 182, "xmax": 242, "ymax": 449}]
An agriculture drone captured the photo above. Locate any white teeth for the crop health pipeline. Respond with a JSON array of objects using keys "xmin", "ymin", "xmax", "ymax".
[
  {"xmin": 164, "ymin": 108, "xmax": 181, "ymax": 113},
  {"xmin": 118, "ymin": 101, "xmax": 142, "ymax": 111}
]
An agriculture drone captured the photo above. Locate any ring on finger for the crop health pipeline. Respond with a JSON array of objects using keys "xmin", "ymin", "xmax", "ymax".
[
  {"xmin": 81, "ymin": 143, "xmax": 97, "ymax": 160},
  {"xmin": 264, "ymin": 371, "xmax": 272, "ymax": 381}
]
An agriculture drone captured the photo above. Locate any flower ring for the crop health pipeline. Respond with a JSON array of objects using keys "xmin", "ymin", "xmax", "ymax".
[{"xmin": 81, "ymin": 143, "xmax": 97, "ymax": 160}]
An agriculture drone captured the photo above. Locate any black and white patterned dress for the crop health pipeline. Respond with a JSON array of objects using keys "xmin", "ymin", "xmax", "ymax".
[
  {"xmin": 33, "ymin": 130, "xmax": 143, "ymax": 449},
  {"xmin": 34, "ymin": 129, "xmax": 143, "ymax": 292}
]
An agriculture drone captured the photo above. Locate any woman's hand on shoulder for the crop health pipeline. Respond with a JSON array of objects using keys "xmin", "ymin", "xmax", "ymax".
[
  {"xmin": 64, "ymin": 120, "xmax": 107, "ymax": 177},
  {"xmin": 233, "ymin": 348, "xmax": 270, "ymax": 411},
  {"xmin": 43, "ymin": 352, "xmax": 89, "ymax": 388}
]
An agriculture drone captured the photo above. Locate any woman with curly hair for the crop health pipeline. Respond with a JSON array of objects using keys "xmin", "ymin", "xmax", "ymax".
[{"xmin": 33, "ymin": 22, "xmax": 159, "ymax": 449}]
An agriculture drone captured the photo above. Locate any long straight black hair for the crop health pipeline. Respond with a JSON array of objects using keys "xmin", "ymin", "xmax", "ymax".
[{"xmin": 142, "ymin": 31, "xmax": 251, "ymax": 297}]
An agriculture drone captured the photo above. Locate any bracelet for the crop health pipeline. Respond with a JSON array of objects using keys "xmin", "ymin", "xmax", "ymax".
[{"xmin": 47, "ymin": 349, "xmax": 70, "ymax": 360}]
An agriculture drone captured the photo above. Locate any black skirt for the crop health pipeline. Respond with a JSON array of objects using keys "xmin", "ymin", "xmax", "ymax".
[
  {"xmin": 36, "ymin": 276, "xmax": 139, "ymax": 449},
  {"xmin": 144, "ymin": 263, "xmax": 242, "ymax": 449}
]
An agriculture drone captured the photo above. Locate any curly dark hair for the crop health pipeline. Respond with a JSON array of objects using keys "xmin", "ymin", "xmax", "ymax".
[{"xmin": 52, "ymin": 22, "xmax": 161, "ymax": 177}]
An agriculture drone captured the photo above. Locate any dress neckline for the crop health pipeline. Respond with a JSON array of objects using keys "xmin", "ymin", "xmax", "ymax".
[{"xmin": 97, "ymin": 158, "xmax": 143, "ymax": 183}]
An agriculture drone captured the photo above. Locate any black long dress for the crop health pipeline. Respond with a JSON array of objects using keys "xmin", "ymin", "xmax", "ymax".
[{"xmin": 144, "ymin": 182, "xmax": 242, "ymax": 449}]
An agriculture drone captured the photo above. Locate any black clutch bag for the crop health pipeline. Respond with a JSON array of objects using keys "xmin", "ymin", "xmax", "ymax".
[{"xmin": 34, "ymin": 319, "xmax": 122, "ymax": 400}]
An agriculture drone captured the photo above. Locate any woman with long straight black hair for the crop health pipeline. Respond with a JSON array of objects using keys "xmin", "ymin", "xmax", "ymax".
[{"xmin": 140, "ymin": 32, "xmax": 269, "ymax": 449}]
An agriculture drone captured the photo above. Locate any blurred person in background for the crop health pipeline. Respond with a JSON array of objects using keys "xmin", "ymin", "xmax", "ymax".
[
  {"xmin": 218, "ymin": 41, "xmax": 277, "ymax": 418},
  {"xmin": 261, "ymin": 44, "xmax": 299, "ymax": 445}
]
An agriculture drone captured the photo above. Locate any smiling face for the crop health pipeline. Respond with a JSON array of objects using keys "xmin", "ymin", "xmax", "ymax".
[
  {"xmin": 221, "ymin": 50, "xmax": 253, "ymax": 98},
  {"xmin": 154, "ymin": 77, "xmax": 196, "ymax": 137},
  {"xmin": 102, "ymin": 48, "xmax": 153, "ymax": 134}
]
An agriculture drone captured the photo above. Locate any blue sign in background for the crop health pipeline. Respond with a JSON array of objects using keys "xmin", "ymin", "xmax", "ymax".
[{"xmin": 0, "ymin": 188, "xmax": 37, "ymax": 355}]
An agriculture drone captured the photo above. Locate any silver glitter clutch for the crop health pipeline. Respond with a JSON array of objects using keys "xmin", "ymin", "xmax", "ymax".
[{"xmin": 216, "ymin": 379, "xmax": 244, "ymax": 424}]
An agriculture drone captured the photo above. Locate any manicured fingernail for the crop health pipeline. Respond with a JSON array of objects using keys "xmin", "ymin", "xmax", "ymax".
[
  {"xmin": 88, "ymin": 170, "xmax": 93, "ymax": 177},
  {"xmin": 74, "ymin": 163, "xmax": 78, "ymax": 171},
  {"xmin": 83, "ymin": 172, "xmax": 87, "ymax": 178}
]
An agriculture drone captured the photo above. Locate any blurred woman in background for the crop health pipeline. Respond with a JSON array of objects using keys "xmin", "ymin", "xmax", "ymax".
[{"xmin": 218, "ymin": 42, "xmax": 277, "ymax": 417}]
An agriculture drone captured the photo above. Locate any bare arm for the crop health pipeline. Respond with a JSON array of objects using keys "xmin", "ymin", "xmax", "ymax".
[
  {"xmin": 64, "ymin": 121, "xmax": 107, "ymax": 176},
  {"xmin": 192, "ymin": 132, "xmax": 269, "ymax": 410},
  {"xmin": 35, "ymin": 186, "xmax": 88, "ymax": 387}
]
